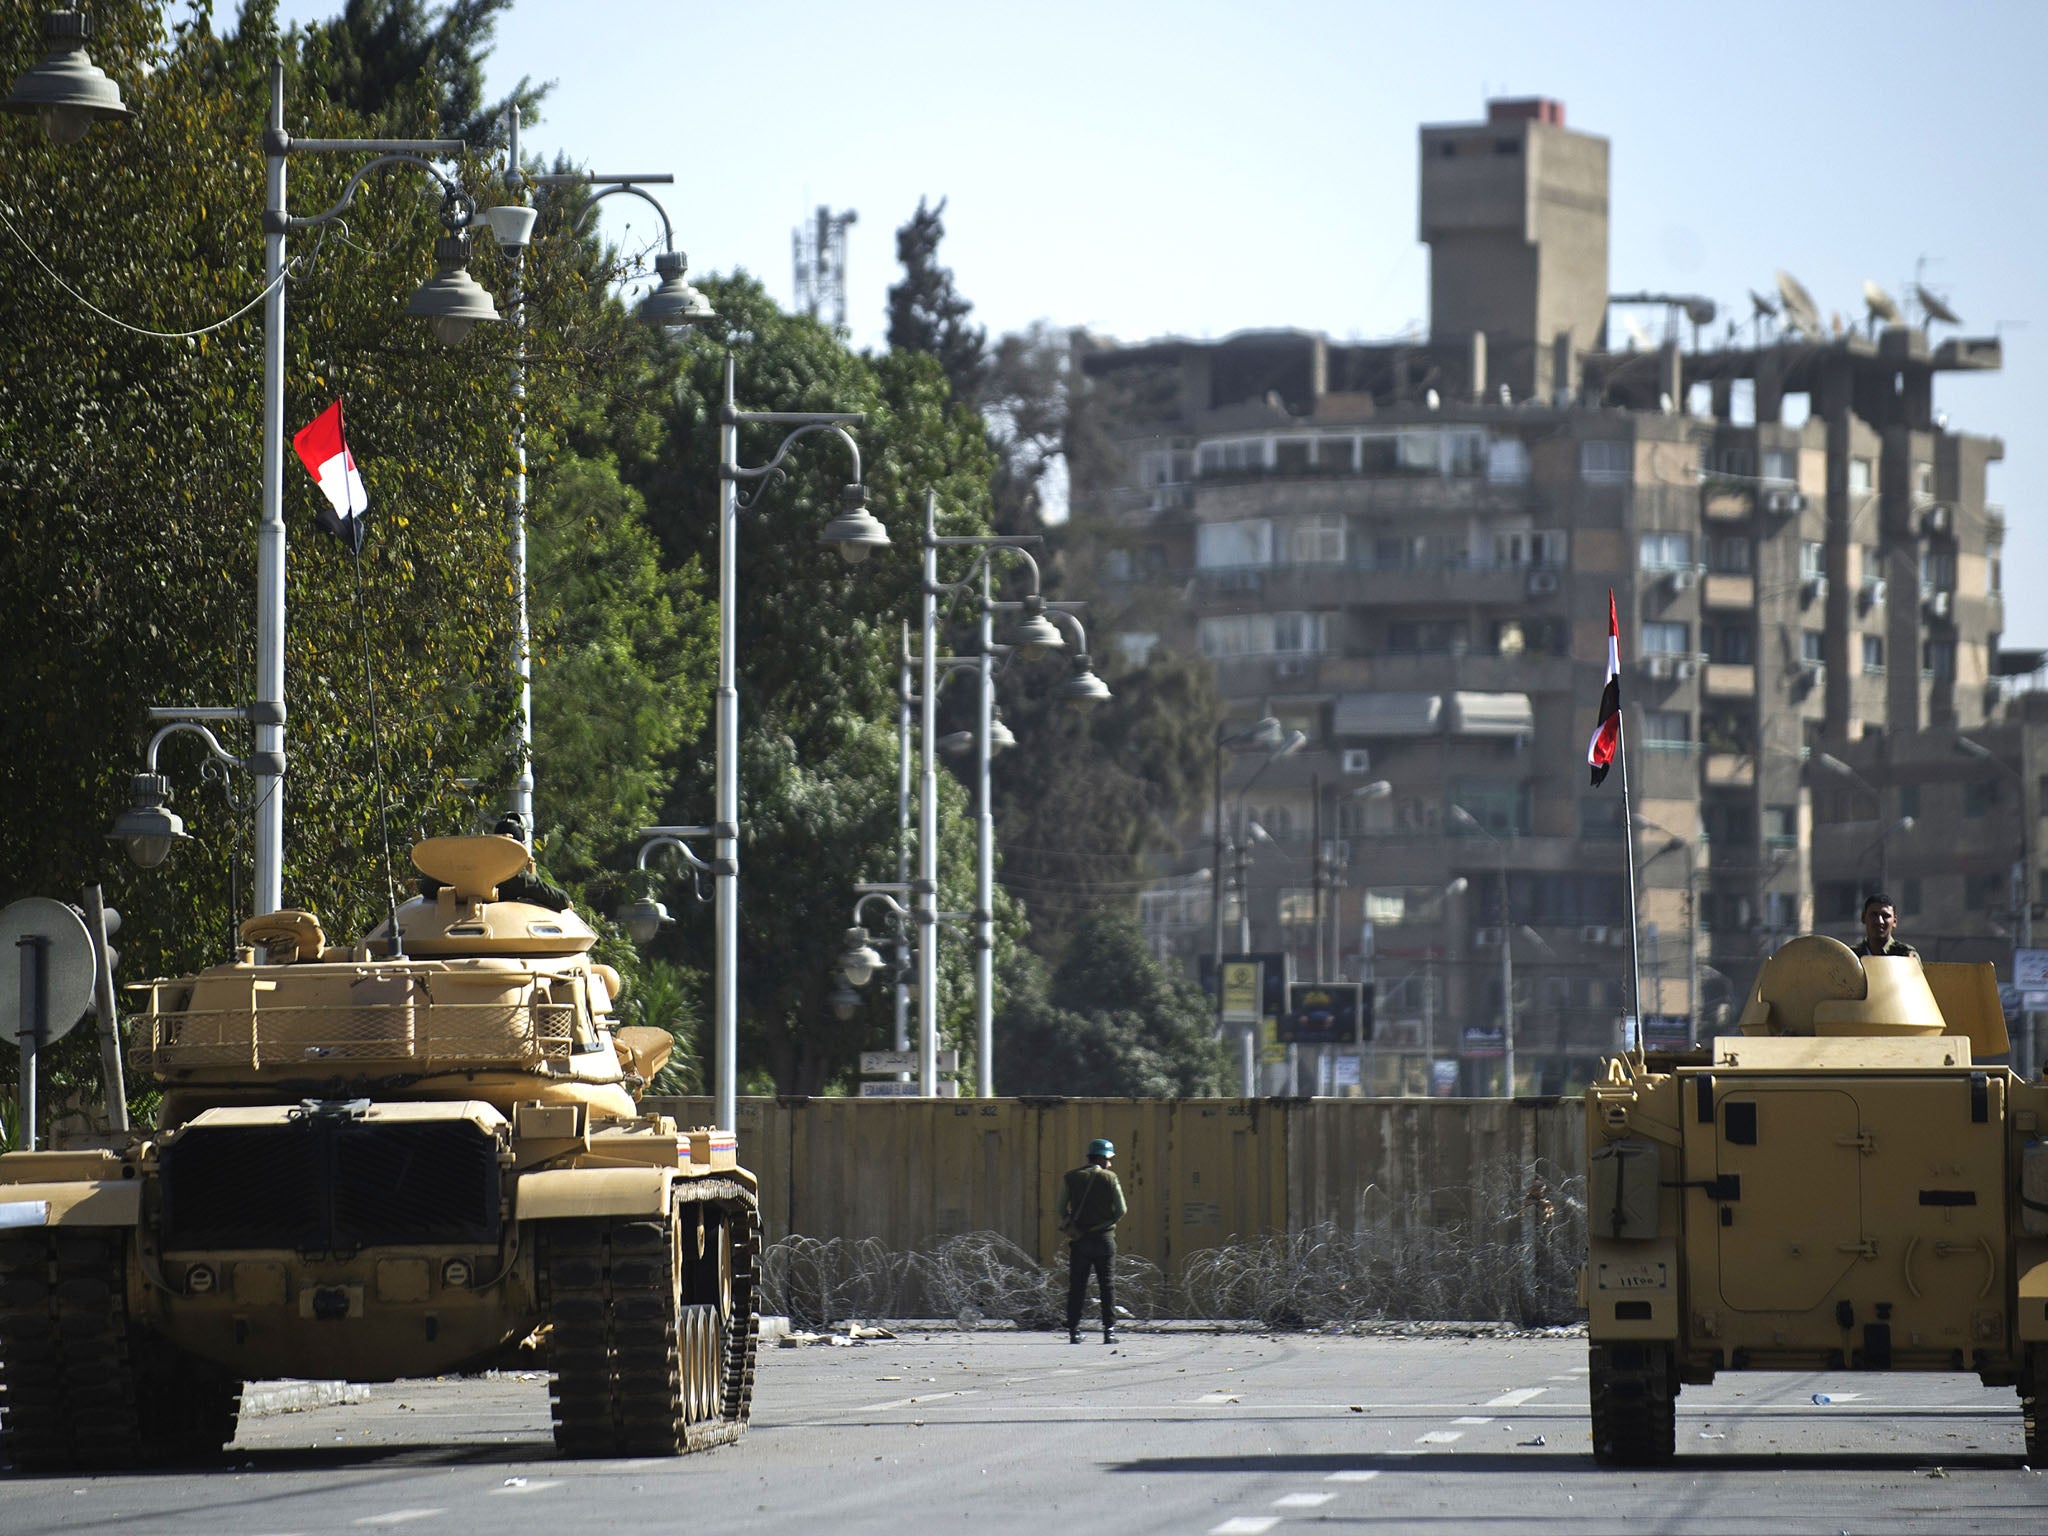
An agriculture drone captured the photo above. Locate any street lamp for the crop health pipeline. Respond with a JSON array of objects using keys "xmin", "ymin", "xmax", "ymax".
[
  {"xmin": 2, "ymin": 8, "xmax": 129, "ymax": 147},
  {"xmin": 700, "ymin": 353, "xmax": 876, "ymax": 1131},
  {"xmin": 74, "ymin": 61, "xmax": 501, "ymax": 914},
  {"xmin": 1450, "ymin": 803, "xmax": 1515, "ymax": 1096},
  {"xmin": 1312, "ymin": 776, "xmax": 1391, "ymax": 981},
  {"xmin": 1211, "ymin": 723, "xmax": 1303, "ymax": 1095},
  {"xmin": 621, "ymin": 824, "xmax": 716, "ymax": 945},
  {"xmin": 1956, "ymin": 734, "xmax": 2035, "ymax": 1073}
]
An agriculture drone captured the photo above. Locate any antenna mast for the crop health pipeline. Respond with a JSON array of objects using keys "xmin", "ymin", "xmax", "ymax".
[{"xmin": 792, "ymin": 205, "xmax": 858, "ymax": 335}]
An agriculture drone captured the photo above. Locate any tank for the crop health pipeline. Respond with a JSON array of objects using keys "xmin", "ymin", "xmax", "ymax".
[
  {"xmin": 1581, "ymin": 933, "xmax": 2048, "ymax": 1466},
  {"xmin": 0, "ymin": 833, "xmax": 758, "ymax": 1469}
]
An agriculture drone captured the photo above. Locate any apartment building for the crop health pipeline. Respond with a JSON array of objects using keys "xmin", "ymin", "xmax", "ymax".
[{"xmin": 1072, "ymin": 98, "xmax": 2018, "ymax": 1094}]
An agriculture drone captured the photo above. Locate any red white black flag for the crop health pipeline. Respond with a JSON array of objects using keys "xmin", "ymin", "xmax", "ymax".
[
  {"xmin": 292, "ymin": 399, "xmax": 367, "ymax": 554},
  {"xmin": 1587, "ymin": 588, "xmax": 1621, "ymax": 786}
]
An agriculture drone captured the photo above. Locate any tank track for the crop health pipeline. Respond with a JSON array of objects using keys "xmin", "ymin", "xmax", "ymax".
[
  {"xmin": 0, "ymin": 1230, "xmax": 241, "ymax": 1472},
  {"xmin": 1587, "ymin": 1340, "xmax": 1677, "ymax": 1467},
  {"xmin": 539, "ymin": 1178, "xmax": 758, "ymax": 1458},
  {"xmin": 2024, "ymin": 1344, "xmax": 2046, "ymax": 1470}
]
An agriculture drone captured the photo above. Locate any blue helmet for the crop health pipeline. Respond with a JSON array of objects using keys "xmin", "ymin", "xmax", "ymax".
[{"xmin": 1088, "ymin": 1138, "xmax": 1115, "ymax": 1160}]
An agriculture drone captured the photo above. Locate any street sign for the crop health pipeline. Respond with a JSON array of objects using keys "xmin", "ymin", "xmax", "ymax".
[
  {"xmin": 2015, "ymin": 948, "xmax": 2048, "ymax": 990},
  {"xmin": 858, "ymin": 1081, "xmax": 922, "ymax": 1098},
  {"xmin": 0, "ymin": 899, "xmax": 94, "ymax": 1045},
  {"xmin": 1220, "ymin": 961, "xmax": 1262, "ymax": 1025},
  {"xmin": 1281, "ymin": 982, "xmax": 1369, "ymax": 1044},
  {"xmin": 860, "ymin": 1050, "xmax": 919, "ymax": 1075}
]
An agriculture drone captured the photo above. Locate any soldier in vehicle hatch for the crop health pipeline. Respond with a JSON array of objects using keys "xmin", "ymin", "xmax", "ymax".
[
  {"xmin": 1852, "ymin": 892, "xmax": 1918, "ymax": 958},
  {"xmin": 1060, "ymin": 1137, "xmax": 1127, "ymax": 1345}
]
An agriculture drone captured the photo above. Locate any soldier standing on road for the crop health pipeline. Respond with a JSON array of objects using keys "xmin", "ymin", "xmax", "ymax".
[{"xmin": 1061, "ymin": 1138, "xmax": 1127, "ymax": 1345}]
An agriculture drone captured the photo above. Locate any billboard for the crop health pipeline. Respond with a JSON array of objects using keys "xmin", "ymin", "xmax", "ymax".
[{"xmin": 1281, "ymin": 982, "xmax": 1372, "ymax": 1044}]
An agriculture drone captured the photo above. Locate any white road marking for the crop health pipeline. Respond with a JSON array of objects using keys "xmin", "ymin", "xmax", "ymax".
[
  {"xmin": 488, "ymin": 1481, "xmax": 563, "ymax": 1496},
  {"xmin": 1485, "ymin": 1388, "xmax": 1548, "ymax": 1408},
  {"xmin": 1452, "ymin": 1416, "xmax": 1494, "ymax": 1425},
  {"xmin": 1416, "ymin": 1430, "xmax": 1463, "ymax": 1444},
  {"xmin": 1196, "ymin": 1391, "xmax": 1241, "ymax": 1404},
  {"xmin": 1324, "ymin": 1470, "xmax": 1380, "ymax": 1484},
  {"xmin": 1209, "ymin": 1520, "xmax": 1280, "ymax": 1535},
  {"xmin": 353, "ymin": 1514, "xmax": 445, "ymax": 1528},
  {"xmin": 859, "ymin": 1389, "xmax": 981, "ymax": 1411},
  {"xmin": 1274, "ymin": 1492, "xmax": 1334, "ymax": 1508}
]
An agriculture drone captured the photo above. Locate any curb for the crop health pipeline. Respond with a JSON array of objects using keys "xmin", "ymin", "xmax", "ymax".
[{"xmin": 241, "ymin": 1379, "xmax": 372, "ymax": 1417}]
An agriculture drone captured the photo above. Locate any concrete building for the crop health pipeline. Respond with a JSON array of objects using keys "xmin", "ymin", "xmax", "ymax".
[{"xmin": 1072, "ymin": 98, "xmax": 2020, "ymax": 1094}]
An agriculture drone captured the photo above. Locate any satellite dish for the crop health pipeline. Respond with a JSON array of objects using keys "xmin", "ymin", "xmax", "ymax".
[
  {"xmin": 1863, "ymin": 280, "xmax": 1902, "ymax": 326},
  {"xmin": 1776, "ymin": 269, "xmax": 1822, "ymax": 338},
  {"xmin": 1915, "ymin": 283, "xmax": 1961, "ymax": 326},
  {"xmin": 1749, "ymin": 289, "xmax": 1779, "ymax": 319}
]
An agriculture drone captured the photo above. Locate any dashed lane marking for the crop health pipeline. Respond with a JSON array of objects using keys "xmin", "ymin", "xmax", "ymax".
[
  {"xmin": 1416, "ymin": 1430, "xmax": 1463, "ymax": 1444},
  {"xmin": 1485, "ymin": 1388, "xmax": 1549, "ymax": 1408},
  {"xmin": 488, "ymin": 1481, "xmax": 564, "ymax": 1496},
  {"xmin": 353, "ymin": 1515, "xmax": 444, "ymax": 1528},
  {"xmin": 1273, "ymin": 1492, "xmax": 1335, "ymax": 1509},
  {"xmin": 1452, "ymin": 1416, "xmax": 1493, "ymax": 1425},
  {"xmin": 859, "ymin": 1390, "xmax": 981, "ymax": 1411},
  {"xmin": 1209, "ymin": 1519, "xmax": 1280, "ymax": 1535},
  {"xmin": 1325, "ymin": 1470, "xmax": 1380, "ymax": 1484},
  {"xmin": 1196, "ymin": 1392, "xmax": 1242, "ymax": 1405}
]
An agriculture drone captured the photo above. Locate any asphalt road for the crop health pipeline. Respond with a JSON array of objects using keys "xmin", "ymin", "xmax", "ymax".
[{"xmin": 2, "ymin": 1329, "xmax": 2039, "ymax": 1535}]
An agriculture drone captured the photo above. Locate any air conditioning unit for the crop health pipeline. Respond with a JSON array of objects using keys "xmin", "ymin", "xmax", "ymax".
[
  {"xmin": 1801, "ymin": 575, "xmax": 1827, "ymax": 604},
  {"xmin": 1643, "ymin": 655, "xmax": 1673, "ymax": 680},
  {"xmin": 1763, "ymin": 489, "xmax": 1807, "ymax": 515},
  {"xmin": 1526, "ymin": 569, "xmax": 1560, "ymax": 597},
  {"xmin": 1579, "ymin": 925, "xmax": 1610, "ymax": 945},
  {"xmin": 1921, "ymin": 506, "xmax": 1952, "ymax": 537},
  {"xmin": 1796, "ymin": 660, "xmax": 1824, "ymax": 689},
  {"xmin": 1925, "ymin": 591, "xmax": 1953, "ymax": 622},
  {"xmin": 1673, "ymin": 657, "xmax": 1698, "ymax": 680},
  {"xmin": 1274, "ymin": 657, "xmax": 1309, "ymax": 678},
  {"xmin": 1858, "ymin": 577, "xmax": 1887, "ymax": 610},
  {"xmin": 1341, "ymin": 748, "xmax": 1372, "ymax": 776},
  {"xmin": 1473, "ymin": 927, "xmax": 1504, "ymax": 948},
  {"xmin": 1666, "ymin": 567, "xmax": 1697, "ymax": 593}
]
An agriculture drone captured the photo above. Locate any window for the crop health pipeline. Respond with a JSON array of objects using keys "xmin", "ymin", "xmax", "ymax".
[
  {"xmin": 1642, "ymin": 621, "xmax": 1689, "ymax": 655},
  {"xmin": 1709, "ymin": 624, "xmax": 1753, "ymax": 664},
  {"xmin": 1800, "ymin": 541, "xmax": 1826, "ymax": 579},
  {"xmin": 1581, "ymin": 440, "xmax": 1631, "ymax": 481},
  {"xmin": 1487, "ymin": 438, "xmax": 1531, "ymax": 483},
  {"xmin": 1849, "ymin": 457, "xmax": 1874, "ymax": 494},
  {"xmin": 1966, "ymin": 871, "xmax": 2004, "ymax": 911},
  {"xmin": 1817, "ymin": 883, "xmax": 1861, "ymax": 924},
  {"xmin": 1386, "ymin": 619, "xmax": 1466, "ymax": 654},
  {"xmin": 1899, "ymin": 784, "xmax": 1920, "ymax": 819},
  {"xmin": 1915, "ymin": 462, "xmax": 1934, "ymax": 498},
  {"xmin": 1710, "ymin": 536, "xmax": 1752, "ymax": 574},
  {"xmin": 1451, "ymin": 782, "xmax": 1529, "ymax": 837},
  {"xmin": 1282, "ymin": 514, "xmax": 1346, "ymax": 565},
  {"xmin": 1924, "ymin": 639, "xmax": 1956, "ymax": 680},
  {"xmin": 1278, "ymin": 888, "xmax": 1317, "ymax": 926},
  {"xmin": 1991, "ymin": 550, "xmax": 2003, "ymax": 594},
  {"xmin": 1103, "ymin": 549, "xmax": 1132, "ymax": 582},
  {"xmin": 1763, "ymin": 892, "xmax": 1800, "ymax": 930},
  {"xmin": 1701, "ymin": 800, "xmax": 1754, "ymax": 845},
  {"xmin": 1762, "ymin": 448, "xmax": 1797, "ymax": 483},
  {"xmin": 1901, "ymin": 878, "xmax": 1921, "ymax": 917},
  {"xmin": 1270, "ymin": 612, "xmax": 1329, "ymax": 655},
  {"xmin": 1801, "ymin": 631, "xmax": 1826, "ymax": 664},
  {"xmin": 1861, "ymin": 545, "xmax": 1882, "ymax": 584},
  {"xmin": 1862, "ymin": 635, "xmax": 1885, "ymax": 674},
  {"xmin": 1196, "ymin": 519, "xmax": 1272, "ymax": 569},
  {"xmin": 1965, "ymin": 779, "xmax": 2000, "ymax": 818},
  {"xmin": 1579, "ymin": 798, "xmax": 1626, "ymax": 840},
  {"xmin": 1643, "ymin": 710, "xmax": 1691, "ymax": 747},
  {"xmin": 1317, "ymin": 436, "xmax": 1356, "ymax": 472},
  {"xmin": 1274, "ymin": 438, "xmax": 1312, "ymax": 474},
  {"xmin": 1921, "ymin": 548, "xmax": 1956, "ymax": 593},
  {"xmin": 1199, "ymin": 438, "xmax": 1266, "ymax": 476},
  {"xmin": 1640, "ymin": 532, "xmax": 1693, "ymax": 570},
  {"xmin": 1764, "ymin": 805, "xmax": 1798, "ymax": 848},
  {"xmin": 1701, "ymin": 709, "xmax": 1752, "ymax": 755},
  {"xmin": 1398, "ymin": 432, "xmax": 1441, "ymax": 473},
  {"xmin": 1200, "ymin": 614, "xmax": 1332, "ymax": 658},
  {"xmin": 1139, "ymin": 448, "xmax": 1194, "ymax": 487}
]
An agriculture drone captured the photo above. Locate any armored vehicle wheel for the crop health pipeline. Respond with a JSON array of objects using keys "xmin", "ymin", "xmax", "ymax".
[
  {"xmin": 541, "ymin": 1184, "xmax": 757, "ymax": 1458},
  {"xmin": 132, "ymin": 1333, "xmax": 243, "ymax": 1464},
  {"xmin": 2024, "ymin": 1344, "xmax": 2047, "ymax": 1470},
  {"xmin": 1588, "ymin": 1341, "xmax": 1677, "ymax": 1467},
  {"xmin": 0, "ymin": 1231, "xmax": 143, "ymax": 1471}
]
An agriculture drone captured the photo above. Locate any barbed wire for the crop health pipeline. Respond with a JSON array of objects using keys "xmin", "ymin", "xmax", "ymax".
[{"xmin": 757, "ymin": 1156, "xmax": 1585, "ymax": 1331}]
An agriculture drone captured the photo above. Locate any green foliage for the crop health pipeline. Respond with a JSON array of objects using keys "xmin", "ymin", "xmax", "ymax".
[
  {"xmin": 993, "ymin": 912, "xmax": 1226, "ymax": 1097},
  {"xmin": 620, "ymin": 956, "xmax": 702, "ymax": 1096},
  {"xmin": 288, "ymin": 0, "xmax": 545, "ymax": 148},
  {"xmin": 886, "ymin": 197, "xmax": 984, "ymax": 405}
]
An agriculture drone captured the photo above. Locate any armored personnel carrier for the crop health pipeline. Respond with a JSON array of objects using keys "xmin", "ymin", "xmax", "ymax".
[
  {"xmin": 0, "ymin": 833, "xmax": 757, "ymax": 1469},
  {"xmin": 1582, "ymin": 934, "xmax": 2047, "ymax": 1466}
]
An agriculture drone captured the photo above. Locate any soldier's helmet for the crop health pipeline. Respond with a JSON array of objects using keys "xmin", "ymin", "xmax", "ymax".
[{"xmin": 1088, "ymin": 1138, "xmax": 1115, "ymax": 1160}]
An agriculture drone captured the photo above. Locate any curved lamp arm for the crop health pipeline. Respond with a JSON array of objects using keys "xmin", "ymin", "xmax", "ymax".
[{"xmin": 283, "ymin": 152, "xmax": 475, "ymax": 233}]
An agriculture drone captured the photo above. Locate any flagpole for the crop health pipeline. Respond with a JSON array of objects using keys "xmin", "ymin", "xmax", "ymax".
[{"xmin": 1617, "ymin": 712, "xmax": 1646, "ymax": 1070}]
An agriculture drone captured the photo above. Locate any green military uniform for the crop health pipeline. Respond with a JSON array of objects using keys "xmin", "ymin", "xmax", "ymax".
[
  {"xmin": 1853, "ymin": 938, "xmax": 1917, "ymax": 958},
  {"xmin": 1062, "ymin": 1142, "xmax": 1127, "ymax": 1343}
]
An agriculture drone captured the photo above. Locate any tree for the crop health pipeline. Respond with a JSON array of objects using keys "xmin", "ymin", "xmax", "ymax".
[
  {"xmin": 994, "ymin": 914, "xmax": 1225, "ymax": 1097},
  {"xmin": 290, "ymin": 0, "xmax": 545, "ymax": 148},
  {"xmin": 886, "ymin": 196, "xmax": 984, "ymax": 406}
]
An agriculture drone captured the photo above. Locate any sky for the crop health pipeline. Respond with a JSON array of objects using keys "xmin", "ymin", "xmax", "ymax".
[{"xmin": 265, "ymin": 0, "xmax": 2048, "ymax": 642}]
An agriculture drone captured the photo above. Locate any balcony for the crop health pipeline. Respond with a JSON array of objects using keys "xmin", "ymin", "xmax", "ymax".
[
  {"xmin": 1703, "ymin": 663, "xmax": 1757, "ymax": 699},
  {"xmin": 1703, "ymin": 492, "xmax": 1751, "ymax": 523},
  {"xmin": 1704, "ymin": 753, "xmax": 1756, "ymax": 787},
  {"xmin": 1702, "ymin": 573, "xmax": 1754, "ymax": 609}
]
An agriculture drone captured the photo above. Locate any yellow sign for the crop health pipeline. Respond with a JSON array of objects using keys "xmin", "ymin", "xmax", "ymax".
[
  {"xmin": 1259, "ymin": 1015, "xmax": 1285, "ymax": 1064},
  {"xmin": 1221, "ymin": 961, "xmax": 1261, "ymax": 1024}
]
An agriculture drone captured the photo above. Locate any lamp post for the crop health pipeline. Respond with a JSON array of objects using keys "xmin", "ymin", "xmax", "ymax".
[
  {"xmin": 1815, "ymin": 752, "xmax": 1897, "ymax": 890},
  {"xmin": 1312, "ymin": 776, "xmax": 1391, "ymax": 980},
  {"xmin": 1956, "ymin": 734, "xmax": 2034, "ymax": 1073},
  {"xmin": 692, "ymin": 354, "xmax": 883, "ymax": 1131},
  {"xmin": 1450, "ymin": 804, "xmax": 1514, "ymax": 1096},
  {"xmin": 493, "ymin": 111, "xmax": 709, "ymax": 830},
  {"xmin": 80, "ymin": 60, "xmax": 503, "ymax": 912},
  {"xmin": 1211, "ymin": 717, "xmax": 1282, "ymax": 1086}
]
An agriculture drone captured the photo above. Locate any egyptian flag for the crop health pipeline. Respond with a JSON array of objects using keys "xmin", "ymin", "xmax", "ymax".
[
  {"xmin": 292, "ymin": 400, "xmax": 368, "ymax": 554},
  {"xmin": 1587, "ymin": 588, "xmax": 1621, "ymax": 786}
]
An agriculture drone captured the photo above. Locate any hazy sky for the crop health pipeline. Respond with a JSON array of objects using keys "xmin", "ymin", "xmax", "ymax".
[{"xmin": 266, "ymin": 0, "xmax": 2048, "ymax": 641}]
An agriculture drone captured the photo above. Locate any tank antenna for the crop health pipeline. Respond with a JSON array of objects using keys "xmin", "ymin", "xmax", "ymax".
[{"xmin": 1618, "ymin": 711, "xmax": 1645, "ymax": 1078}]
